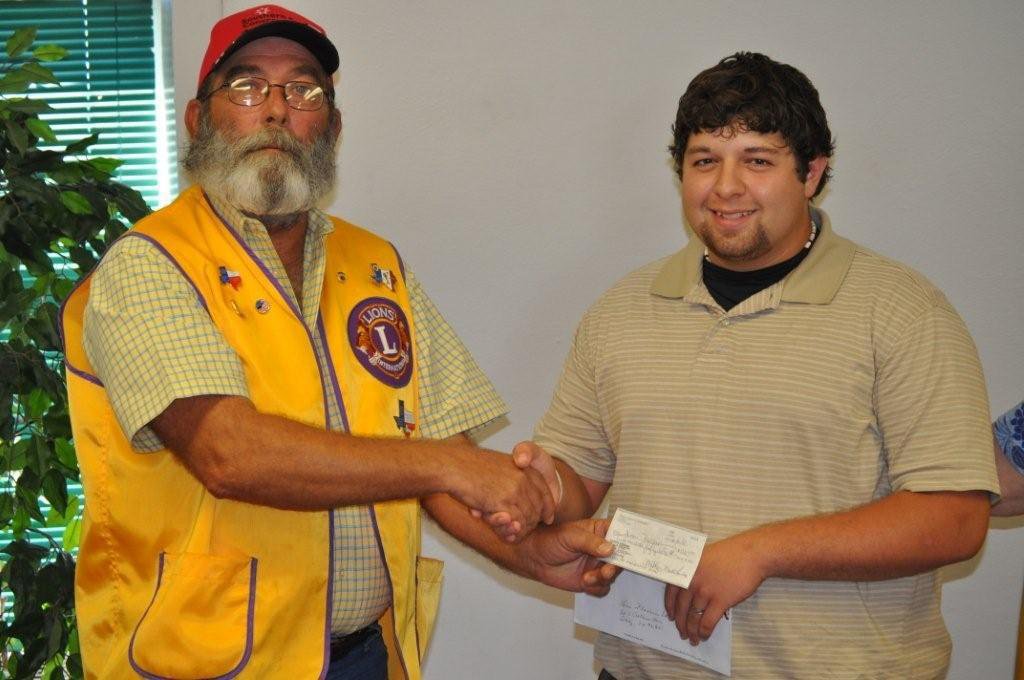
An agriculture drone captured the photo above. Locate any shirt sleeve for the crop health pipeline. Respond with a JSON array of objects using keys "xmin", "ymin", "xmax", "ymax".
[
  {"xmin": 994, "ymin": 402, "xmax": 1024, "ymax": 476},
  {"xmin": 532, "ymin": 306, "xmax": 616, "ymax": 484},
  {"xmin": 876, "ymin": 300, "xmax": 1000, "ymax": 496},
  {"xmin": 82, "ymin": 235, "xmax": 249, "ymax": 451},
  {"xmin": 406, "ymin": 268, "xmax": 507, "ymax": 440}
]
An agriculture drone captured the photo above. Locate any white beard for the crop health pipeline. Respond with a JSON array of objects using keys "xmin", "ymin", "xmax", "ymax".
[{"xmin": 184, "ymin": 113, "xmax": 336, "ymax": 217}]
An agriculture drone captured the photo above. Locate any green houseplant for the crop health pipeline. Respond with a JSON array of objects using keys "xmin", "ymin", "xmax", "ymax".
[{"xmin": 0, "ymin": 26, "xmax": 149, "ymax": 679}]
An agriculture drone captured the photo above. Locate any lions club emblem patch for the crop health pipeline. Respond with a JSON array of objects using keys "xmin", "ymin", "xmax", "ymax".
[{"xmin": 348, "ymin": 297, "xmax": 413, "ymax": 387}]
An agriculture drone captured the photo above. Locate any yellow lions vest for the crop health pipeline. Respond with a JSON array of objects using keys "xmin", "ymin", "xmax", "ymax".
[{"xmin": 61, "ymin": 186, "xmax": 442, "ymax": 679}]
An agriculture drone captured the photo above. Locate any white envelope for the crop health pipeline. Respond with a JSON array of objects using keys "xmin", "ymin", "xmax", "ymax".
[{"xmin": 575, "ymin": 570, "xmax": 732, "ymax": 677}]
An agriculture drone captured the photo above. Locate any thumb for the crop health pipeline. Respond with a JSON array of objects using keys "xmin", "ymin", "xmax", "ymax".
[
  {"xmin": 513, "ymin": 441, "xmax": 560, "ymax": 503},
  {"xmin": 512, "ymin": 440, "xmax": 539, "ymax": 469},
  {"xmin": 559, "ymin": 522, "xmax": 615, "ymax": 558}
]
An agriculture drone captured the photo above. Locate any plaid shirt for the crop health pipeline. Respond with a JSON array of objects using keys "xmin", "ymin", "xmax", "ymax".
[{"xmin": 83, "ymin": 195, "xmax": 507, "ymax": 633}]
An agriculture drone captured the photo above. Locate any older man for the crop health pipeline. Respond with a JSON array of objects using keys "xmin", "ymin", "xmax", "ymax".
[{"xmin": 60, "ymin": 5, "xmax": 609, "ymax": 679}]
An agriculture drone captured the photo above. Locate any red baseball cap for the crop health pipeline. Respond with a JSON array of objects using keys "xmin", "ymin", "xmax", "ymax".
[{"xmin": 197, "ymin": 4, "xmax": 340, "ymax": 92}]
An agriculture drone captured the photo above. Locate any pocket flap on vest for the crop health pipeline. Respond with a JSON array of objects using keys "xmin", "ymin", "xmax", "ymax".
[{"xmin": 129, "ymin": 552, "xmax": 257, "ymax": 678}]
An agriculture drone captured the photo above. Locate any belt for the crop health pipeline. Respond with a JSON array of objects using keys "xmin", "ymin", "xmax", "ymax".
[{"xmin": 329, "ymin": 624, "xmax": 379, "ymax": 661}]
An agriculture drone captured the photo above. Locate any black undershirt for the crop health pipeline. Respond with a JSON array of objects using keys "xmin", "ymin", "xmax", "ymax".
[{"xmin": 702, "ymin": 241, "xmax": 814, "ymax": 311}]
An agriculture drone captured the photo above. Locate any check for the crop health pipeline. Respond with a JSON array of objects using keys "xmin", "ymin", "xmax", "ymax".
[{"xmin": 604, "ymin": 508, "xmax": 707, "ymax": 589}]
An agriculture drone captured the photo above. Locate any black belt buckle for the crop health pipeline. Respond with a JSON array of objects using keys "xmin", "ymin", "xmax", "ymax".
[{"xmin": 330, "ymin": 624, "xmax": 377, "ymax": 661}]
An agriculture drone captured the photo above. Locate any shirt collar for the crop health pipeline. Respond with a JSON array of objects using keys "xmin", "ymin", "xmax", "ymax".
[
  {"xmin": 202, "ymin": 190, "xmax": 335, "ymax": 241},
  {"xmin": 650, "ymin": 208, "xmax": 856, "ymax": 305}
]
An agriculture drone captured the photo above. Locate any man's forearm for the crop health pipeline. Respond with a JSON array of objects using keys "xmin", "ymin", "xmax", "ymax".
[
  {"xmin": 552, "ymin": 457, "xmax": 602, "ymax": 522},
  {"xmin": 670, "ymin": 488, "xmax": 992, "ymax": 644},
  {"xmin": 151, "ymin": 395, "xmax": 554, "ymax": 529},
  {"xmin": 746, "ymin": 489, "xmax": 990, "ymax": 581},
  {"xmin": 423, "ymin": 491, "xmax": 617, "ymax": 594},
  {"xmin": 199, "ymin": 403, "xmax": 472, "ymax": 508},
  {"xmin": 422, "ymin": 493, "xmax": 529, "ymax": 576}
]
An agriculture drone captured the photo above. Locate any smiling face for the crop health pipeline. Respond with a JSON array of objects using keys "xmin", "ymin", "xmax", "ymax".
[{"xmin": 681, "ymin": 127, "xmax": 827, "ymax": 271}]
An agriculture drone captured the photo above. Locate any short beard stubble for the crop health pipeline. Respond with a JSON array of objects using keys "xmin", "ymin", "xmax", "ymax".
[{"xmin": 699, "ymin": 222, "xmax": 773, "ymax": 264}]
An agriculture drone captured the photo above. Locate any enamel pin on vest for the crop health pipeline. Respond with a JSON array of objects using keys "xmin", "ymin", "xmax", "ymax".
[{"xmin": 370, "ymin": 263, "xmax": 395, "ymax": 291}]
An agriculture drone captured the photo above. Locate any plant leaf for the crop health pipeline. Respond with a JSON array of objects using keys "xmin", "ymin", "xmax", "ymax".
[
  {"xmin": 58, "ymin": 191, "xmax": 92, "ymax": 216},
  {"xmin": 50, "ymin": 277, "xmax": 74, "ymax": 302},
  {"xmin": 0, "ymin": 492, "xmax": 14, "ymax": 526},
  {"xmin": 84, "ymin": 157, "xmax": 122, "ymax": 175},
  {"xmin": 61, "ymin": 516, "xmax": 81, "ymax": 551},
  {"xmin": 20, "ymin": 63, "xmax": 60, "ymax": 87},
  {"xmin": 41, "ymin": 469, "xmax": 68, "ymax": 517},
  {"xmin": 1, "ymin": 538, "xmax": 48, "ymax": 563},
  {"xmin": 6, "ymin": 27, "xmax": 37, "ymax": 59},
  {"xmin": 0, "ymin": 69, "xmax": 33, "ymax": 95},
  {"xmin": 32, "ymin": 44, "xmax": 68, "ymax": 62},
  {"xmin": 4, "ymin": 98, "xmax": 51, "ymax": 114},
  {"xmin": 52, "ymin": 439, "xmax": 77, "ymax": 470},
  {"xmin": 14, "ymin": 468, "xmax": 45, "ymax": 522},
  {"xmin": 25, "ymin": 388, "xmax": 52, "ymax": 419},
  {"xmin": 63, "ymin": 133, "xmax": 98, "ymax": 154},
  {"xmin": 25, "ymin": 118, "xmax": 57, "ymax": 143},
  {"xmin": 3, "ymin": 117, "xmax": 29, "ymax": 153},
  {"xmin": 62, "ymin": 495, "xmax": 80, "ymax": 523}
]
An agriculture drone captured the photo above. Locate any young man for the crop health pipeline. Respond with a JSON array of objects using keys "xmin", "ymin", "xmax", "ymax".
[
  {"xmin": 61, "ymin": 5, "xmax": 610, "ymax": 679},
  {"xmin": 511, "ymin": 52, "xmax": 998, "ymax": 678}
]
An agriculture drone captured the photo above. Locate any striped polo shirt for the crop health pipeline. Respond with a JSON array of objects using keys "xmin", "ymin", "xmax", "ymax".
[
  {"xmin": 83, "ymin": 194, "xmax": 507, "ymax": 635},
  {"xmin": 536, "ymin": 212, "xmax": 998, "ymax": 679}
]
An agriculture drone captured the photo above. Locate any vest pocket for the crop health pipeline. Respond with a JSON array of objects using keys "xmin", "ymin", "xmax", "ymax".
[
  {"xmin": 128, "ymin": 552, "xmax": 257, "ymax": 679},
  {"xmin": 415, "ymin": 556, "xmax": 444, "ymax": 660}
]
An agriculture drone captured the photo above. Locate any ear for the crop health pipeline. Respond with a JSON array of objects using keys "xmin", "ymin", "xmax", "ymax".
[
  {"xmin": 803, "ymin": 156, "xmax": 828, "ymax": 198},
  {"xmin": 329, "ymin": 106, "xmax": 342, "ymax": 142},
  {"xmin": 184, "ymin": 99, "xmax": 202, "ymax": 139}
]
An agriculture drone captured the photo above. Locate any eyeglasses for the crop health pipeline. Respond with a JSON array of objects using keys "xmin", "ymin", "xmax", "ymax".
[{"xmin": 203, "ymin": 76, "xmax": 329, "ymax": 111}]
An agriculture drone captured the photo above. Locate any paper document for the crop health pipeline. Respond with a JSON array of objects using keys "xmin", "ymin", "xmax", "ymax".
[
  {"xmin": 604, "ymin": 508, "xmax": 707, "ymax": 589},
  {"xmin": 575, "ymin": 570, "xmax": 732, "ymax": 676}
]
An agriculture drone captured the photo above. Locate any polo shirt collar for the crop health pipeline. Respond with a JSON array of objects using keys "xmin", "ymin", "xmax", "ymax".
[{"xmin": 650, "ymin": 208, "xmax": 856, "ymax": 305}]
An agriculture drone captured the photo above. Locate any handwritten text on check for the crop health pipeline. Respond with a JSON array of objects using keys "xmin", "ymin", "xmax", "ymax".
[{"xmin": 604, "ymin": 508, "xmax": 707, "ymax": 589}]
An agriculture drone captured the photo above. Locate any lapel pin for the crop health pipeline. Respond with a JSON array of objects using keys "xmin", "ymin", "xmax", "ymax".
[
  {"xmin": 255, "ymin": 299, "xmax": 271, "ymax": 314},
  {"xmin": 370, "ymin": 263, "xmax": 395, "ymax": 291},
  {"xmin": 393, "ymin": 399, "xmax": 416, "ymax": 437},
  {"xmin": 218, "ymin": 266, "xmax": 242, "ymax": 290}
]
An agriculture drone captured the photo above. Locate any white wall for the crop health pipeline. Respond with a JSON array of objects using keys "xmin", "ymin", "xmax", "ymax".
[{"xmin": 172, "ymin": 2, "xmax": 1024, "ymax": 678}]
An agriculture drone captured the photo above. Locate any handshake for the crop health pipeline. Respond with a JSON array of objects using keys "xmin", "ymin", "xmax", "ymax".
[
  {"xmin": 438, "ymin": 439, "xmax": 619, "ymax": 596},
  {"xmin": 448, "ymin": 440, "xmax": 565, "ymax": 542}
]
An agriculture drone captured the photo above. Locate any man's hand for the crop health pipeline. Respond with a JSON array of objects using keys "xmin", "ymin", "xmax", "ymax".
[
  {"xmin": 449, "ymin": 447, "xmax": 556, "ymax": 541},
  {"xmin": 513, "ymin": 440, "xmax": 561, "ymax": 502},
  {"xmin": 664, "ymin": 534, "xmax": 766, "ymax": 645},
  {"xmin": 520, "ymin": 518, "xmax": 620, "ymax": 595},
  {"xmin": 479, "ymin": 441, "xmax": 562, "ymax": 539}
]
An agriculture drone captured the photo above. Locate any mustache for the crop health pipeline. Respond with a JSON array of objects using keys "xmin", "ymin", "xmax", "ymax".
[{"xmin": 234, "ymin": 127, "xmax": 307, "ymax": 159}]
